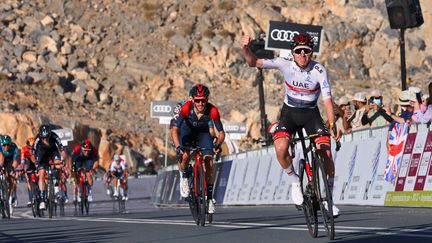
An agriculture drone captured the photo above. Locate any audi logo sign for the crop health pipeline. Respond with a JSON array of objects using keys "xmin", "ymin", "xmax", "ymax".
[
  {"xmin": 150, "ymin": 101, "xmax": 178, "ymax": 118},
  {"xmin": 153, "ymin": 105, "xmax": 172, "ymax": 113},
  {"xmin": 270, "ymin": 29, "xmax": 299, "ymax": 42},
  {"xmin": 265, "ymin": 21, "xmax": 323, "ymax": 55}
]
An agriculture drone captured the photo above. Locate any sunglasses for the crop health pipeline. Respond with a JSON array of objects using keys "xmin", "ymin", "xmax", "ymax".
[
  {"xmin": 293, "ymin": 48, "xmax": 312, "ymax": 55},
  {"xmin": 193, "ymin": 99, "xmax": 207, "ymax": 104},
  {"xmin": 340, "ymin": 103, "xmax": 350, "ymax": 107}
]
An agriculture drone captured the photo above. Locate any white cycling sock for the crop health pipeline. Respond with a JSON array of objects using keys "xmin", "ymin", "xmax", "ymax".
[{"xmin": 284, "ymin": 165, "xmax": 300, "ymax": 183}]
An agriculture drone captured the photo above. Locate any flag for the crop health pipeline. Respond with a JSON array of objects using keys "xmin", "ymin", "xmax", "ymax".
[{"xmin": 384, "ymin": 122, "xmax": 409, "ymax": 183}]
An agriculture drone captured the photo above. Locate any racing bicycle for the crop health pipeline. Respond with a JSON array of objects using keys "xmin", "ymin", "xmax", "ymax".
[
  {"xmin": 292, "ymin": 130, "xmax": 340, "ymax": 240},
  {"xmin": 112, "ymin": 174, "xmax": 126, "ymax": 213},
  {"xmin": 183, "ymin": 146, "xmax": 218, "ymax": 226},
  {"xmin": 0, "ymin": 168, "xmax": 10, "ymax": 218}
]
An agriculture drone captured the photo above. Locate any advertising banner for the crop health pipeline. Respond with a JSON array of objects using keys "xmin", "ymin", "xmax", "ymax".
[
  {"xmin": 249, "ymin": 155, "xmax": 273, "ymax": 204},
  {"xmin": 395, "ymin": 133, "xmax": 417, "ymax": 191},
  {"xmin": 215, "ymin": 161, "xmax": 232, "ymax": 204},
  {"xmin": 223, "ymin": 158, "xmax": 249, "ymax": 205},
  {"xmin": 265, "ymin": 21, "xmax": 323, "ymax": 54}
]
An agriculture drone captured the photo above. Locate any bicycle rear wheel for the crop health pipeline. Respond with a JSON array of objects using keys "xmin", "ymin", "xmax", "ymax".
[
  {"xmin": 298, "ymin": 159, "xmax": 318, "ymax": 238},
  {"xmin": 314, "ymin": 154, "xmax": 335, "ymax": 240},
  {"xmin": 197, "ymin": 164, "xmax": 206, "ymax": 226}
]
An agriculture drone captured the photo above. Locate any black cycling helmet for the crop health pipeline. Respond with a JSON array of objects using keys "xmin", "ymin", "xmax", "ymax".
[
  {"xmin": 38, "ymin": 124, "xmax": 52, "ymax": 138},
  {"xmin": 290, "ymin": 33, "xmax": 315, "ymax": 50},
  {"xmin": 189, "ymin": 84, "xmax": 210, "ymax": 99}
]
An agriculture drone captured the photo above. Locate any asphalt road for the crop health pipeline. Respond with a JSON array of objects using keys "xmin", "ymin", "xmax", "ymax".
[{"xmin": 1, "ymin": 199, "xmax": 432, "ymax": 243}]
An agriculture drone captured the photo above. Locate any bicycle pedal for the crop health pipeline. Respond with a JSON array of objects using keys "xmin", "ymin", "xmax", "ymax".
[{"xmin": 295, "ymin": 205, "xmax": 303, "ymax": 211}]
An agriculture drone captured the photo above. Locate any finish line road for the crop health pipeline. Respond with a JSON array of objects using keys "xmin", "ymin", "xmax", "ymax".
[{"xmin": 1, "ymin": 199, "xmax": 431, "ymax": 243}]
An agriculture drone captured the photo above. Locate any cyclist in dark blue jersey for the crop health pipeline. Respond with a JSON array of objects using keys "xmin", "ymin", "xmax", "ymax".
[{"xmin": 172, "ymin": 84, "xmax": 225, "ymax": 214}]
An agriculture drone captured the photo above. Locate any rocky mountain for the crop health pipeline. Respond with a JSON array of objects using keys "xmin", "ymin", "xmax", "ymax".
[{"xmin": 0, "ymin": 0, "xmax": 431, "ymax": 168}]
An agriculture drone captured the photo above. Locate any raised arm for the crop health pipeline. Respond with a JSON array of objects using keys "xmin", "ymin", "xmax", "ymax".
[{"xmin": 241, "ymin": 35, "xmax": 264, "ymax": 68}]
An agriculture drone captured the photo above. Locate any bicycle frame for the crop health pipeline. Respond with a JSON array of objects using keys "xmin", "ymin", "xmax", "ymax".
[{"xmin": 192, "ymin": 149, "xmax": 206, "ymax": 198}]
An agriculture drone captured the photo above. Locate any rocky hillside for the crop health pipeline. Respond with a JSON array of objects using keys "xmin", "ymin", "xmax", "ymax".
[{"xmin": 0, "ymin": 0, "xmax": 431, "ymax": 167}]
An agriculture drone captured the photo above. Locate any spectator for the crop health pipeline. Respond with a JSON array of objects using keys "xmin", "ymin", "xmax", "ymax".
[
  {"xmin": 386, "ymin": 90, "xmax": 415, "ymax": 151},
  {"xmin": 348, "ymin": 92, "xmax": 368, "ymax": 130},
  {"xmin": 333, "ymin": 96, "xmax": 352, "ymax": 134},
  {"xmin": 361, "ymin": 89, "xmax": 390, "ymax": 127},
  {"xmin": 412, "ymin": 82, "xmax": 432, "ymax": 124}
]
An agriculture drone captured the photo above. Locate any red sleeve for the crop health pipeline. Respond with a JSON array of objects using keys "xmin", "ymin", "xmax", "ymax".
[
  {"xmin": 209, "ymin": 104, "xmax": 221, "ymax": 121},
  {"xmin": 72, "ymin": 145, "xmax": 81, "ymax": 155},
  {"xmin": 180, "ymin": 101, "xmax": 193, "ymax": 117}
]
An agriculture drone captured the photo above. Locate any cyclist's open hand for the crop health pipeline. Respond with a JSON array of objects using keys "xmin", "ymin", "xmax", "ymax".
[{"xmin": 241, "ymin": 35, "xmax": 251, "ymax": 47}]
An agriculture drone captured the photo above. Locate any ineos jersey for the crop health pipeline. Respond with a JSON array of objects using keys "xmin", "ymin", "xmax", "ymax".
[
  {"xmin": 263, "ymin": 55, "xmax": 332, "ymax": 108},
  {"xmin": 175, "ymin": 101, "xmax": 224, "ymax": 132}
]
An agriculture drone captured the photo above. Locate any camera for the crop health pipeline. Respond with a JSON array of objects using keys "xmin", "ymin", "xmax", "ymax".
[{"xmin": 248, "ymin": 33, "xmax": 274, "ymax": 59}]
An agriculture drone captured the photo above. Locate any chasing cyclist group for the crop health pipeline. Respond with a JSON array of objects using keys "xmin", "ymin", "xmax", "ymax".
[{"xmin": 0, "ymin": 125, "xmax": 129, "ymax": 213}]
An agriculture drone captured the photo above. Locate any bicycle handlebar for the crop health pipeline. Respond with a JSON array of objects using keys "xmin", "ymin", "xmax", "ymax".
[{"xmin": 291, "ymin": 133, "xmax": 341, "ymax": 151}]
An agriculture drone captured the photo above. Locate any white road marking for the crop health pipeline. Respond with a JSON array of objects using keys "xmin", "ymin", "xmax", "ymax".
[{"xmin": 15, "ymin": 210, "xmax": 432, "ymax": 238}]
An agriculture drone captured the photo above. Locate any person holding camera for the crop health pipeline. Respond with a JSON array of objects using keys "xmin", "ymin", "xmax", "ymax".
[
  {"xmin": 348, "ymin": 92, "xmax": 368, "ymax": 130},
  {"xmin": 241, "ymin": 33, "xmax": 341, "ymax": 216},
  {"xmin": 361, "ymin": 89, "xmax": 390, "ymax": 128},
  {"xmin": 333, "ymin": 97, "xmax": 352, "ymax": 134},
  {"xmin": 412, "ymin": 82, "xmax": 432, "ymax": 124}
]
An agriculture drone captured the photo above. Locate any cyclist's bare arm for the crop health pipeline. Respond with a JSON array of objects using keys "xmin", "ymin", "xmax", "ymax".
[
  {"xmin": 323, "ymin": 98, "xmax": 341, "ymax": 140},
  {"xmin": 242, "ymin": 35, "xmax": 264, "ymax": 68}
]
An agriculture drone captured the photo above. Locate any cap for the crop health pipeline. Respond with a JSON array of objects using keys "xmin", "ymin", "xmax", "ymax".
[
  {"xmin": 337, "ymin": 96, "xmax": 350, "ymax": 106},
  {"xmin": 398, "ymin": 90, "xmax": 415, "ymax": 106},
  {"xmin": 422, "ymin": 94, "xmax": 429, "ymax": 101},
  {"xmin": 370, "ymin": 89, "xmax": 382, "ymax": 98},
  {"xmin": 114, "ymin": 154, "xmax": 120, "ymax": 161},
  {"xmin": 408, "ymin": 86, "xmax": 421, "ymax": 94},
  {"xmin": 352, "ymin": 92, "xmax": 366, "ymax": 102}
]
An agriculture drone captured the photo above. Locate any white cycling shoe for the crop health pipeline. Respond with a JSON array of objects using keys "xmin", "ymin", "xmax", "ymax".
[
  {"xmin": 323, "ymin": 201, "xmax": 340, "ymax": 217},
  {"xmin": 291, "ymin": 182, "xmax": 304, "ymax": 205},
  {"xmin": 208, "ymin": 199, "xmax": 216, "ymax": 214},
  {"xmin": 180, "ymin": 177, "xmax": 190, "ymax": 198},
  {"xmin": 39, "ymin": 202, "xmax": 46, "ymax": 210}
]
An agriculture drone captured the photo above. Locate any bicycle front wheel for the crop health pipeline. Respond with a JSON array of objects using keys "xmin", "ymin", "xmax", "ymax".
[
  {"xmin": 299, "ymin": 159, "xmax": 318, "ymax": 238},
  {"xmin": 197, "ymin": 164, "xmax": 206, "ymax": 226},
  {"xmin": 48, "ymin": 181, "xmax": 55, "ymax": 219},
  {"xmin": 314, "ymin": 154, "xmax": 335, "ymax": 240}
]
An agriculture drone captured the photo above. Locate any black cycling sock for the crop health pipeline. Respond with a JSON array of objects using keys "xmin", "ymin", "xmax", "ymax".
[
  {"xmin": 207, "ymin": 184, "xmax": 214, "ymax": 200},
  {"xmin": 40, "ymin": 190, "xmax": 45, "ymax": 200}
]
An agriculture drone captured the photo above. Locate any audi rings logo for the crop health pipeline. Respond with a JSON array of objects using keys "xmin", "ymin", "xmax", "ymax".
[
  {"xmin": 270, "ymin": 29, "xmax": 299, "ymax": 42},
  {"xmin": 152, "ymin": 105, "xmax": 172, "ymax": 113}
]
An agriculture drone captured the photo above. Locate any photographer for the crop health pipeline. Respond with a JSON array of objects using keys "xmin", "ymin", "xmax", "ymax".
[
  {"xmin": 412, "ymin": 83, "xmax": 432, "ymax": 124},
  {"xmin": 361, "ymin": 90, "xmax": 390, "ymax": 127}
]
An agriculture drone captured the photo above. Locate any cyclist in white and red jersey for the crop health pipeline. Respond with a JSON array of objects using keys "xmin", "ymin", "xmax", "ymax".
[{"xmin": 242, "ymin": 33, "xmax": 341, "ymax": 216}]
